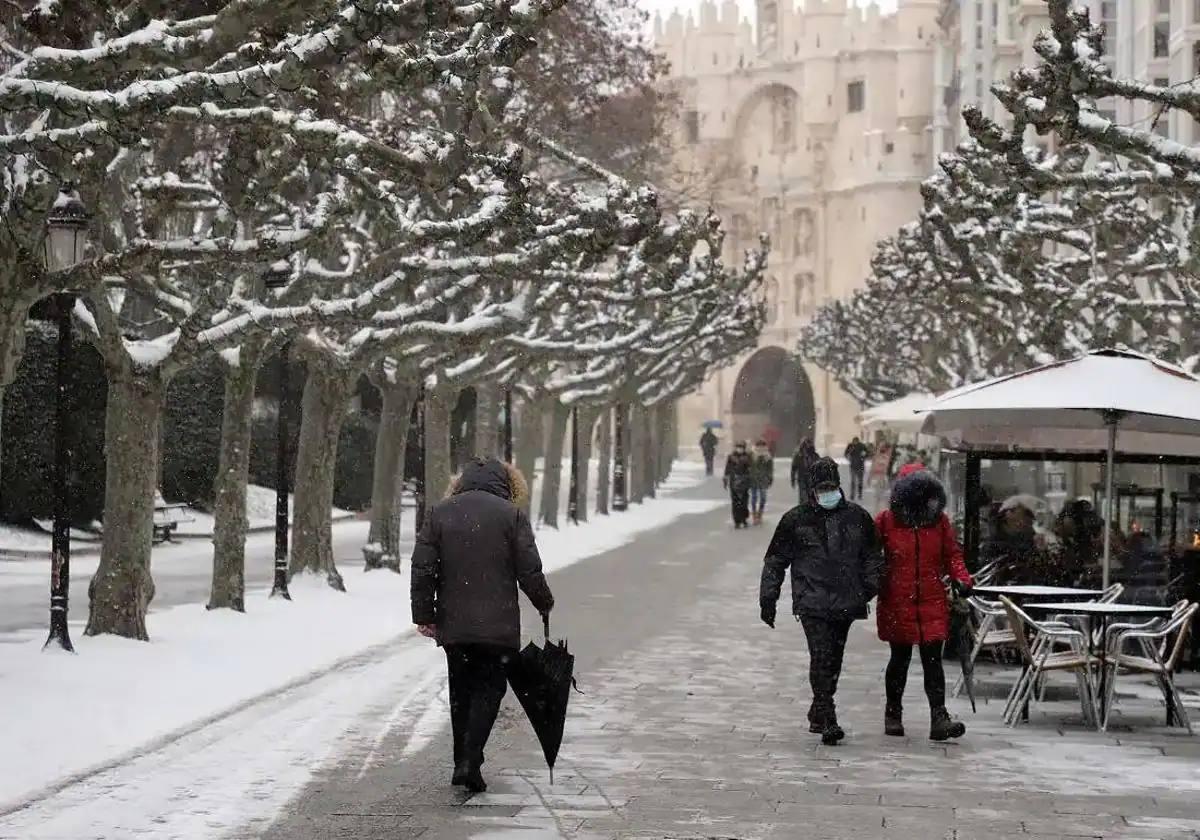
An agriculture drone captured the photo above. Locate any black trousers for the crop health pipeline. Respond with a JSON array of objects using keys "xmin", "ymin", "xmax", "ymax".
[
  {"xmin": 849, "ymin": 467, "xmax": 865, "ymax": 500},
  {"xmin": 885, "ymin": 641, "xmax": 947, "ymax": 711},
  {"xmin": 799, "ymin": 616, "xmax": 853, "ymax": 721},
  {"xmin": 445, "ymin": 644, "xmax": 514, "ymax": 769},
  {"xmin": 729, "ymin": 486, "xmax": 750, "ymax": 525},
  {"xmin": 704, "ymin": 454, "xmax": 715, "ymax": 475}
]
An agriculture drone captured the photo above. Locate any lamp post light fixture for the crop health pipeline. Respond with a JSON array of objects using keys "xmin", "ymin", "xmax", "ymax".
[
  {"xmin": 265, "ymin": 264, "xmax": 293, "ymax": 600},
  {"xmin": 41, "ymin": 185, "xmax": 91, "ymax": 653}
]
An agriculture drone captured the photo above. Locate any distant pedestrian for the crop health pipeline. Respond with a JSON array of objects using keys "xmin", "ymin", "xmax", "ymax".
[
  {"xmin": 723, "ymin": 441, "xmax": 753, "ymax": 529},
  {"xmin": 699, "ymin": 428, "xmax": 719, "ymax": 476},
  {"xmin": 760, "ymin": 457, "xmax": 883, "ymax": 745},
  {"xmin": 410, "ymin": 458, "xmax": 555, "ymax": 794},
  {"xmin": 790, "ymin": 438, "xmax": 818, "ymax": 503},
  {"xmin": 749, "ymin": 439, "xmax": 774, "ymax": 526},
  {"xmin": 875, "ymin": 464, "xmax": 971, "ymax": 741},
  {"xmin": 844, "ymin": 436, "xmax": 869, "ymax": 501}
]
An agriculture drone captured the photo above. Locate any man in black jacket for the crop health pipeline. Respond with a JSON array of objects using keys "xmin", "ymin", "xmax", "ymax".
[
  {"xmin": 844, "ymin": 436, "xmax": 869, "ymax": 501},
  {"xmin": 760, "ymin": 456, "xmax": 883, "ymax": 745},
  {"xmin": 411, "ymin": 458, "xmax": 555, "ymax": 793}
]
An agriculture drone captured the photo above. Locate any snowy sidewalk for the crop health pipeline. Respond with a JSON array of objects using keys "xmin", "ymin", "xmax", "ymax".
[{"xmin": 0, "ymin": 463, "xmax": 719, "ymax": 831}]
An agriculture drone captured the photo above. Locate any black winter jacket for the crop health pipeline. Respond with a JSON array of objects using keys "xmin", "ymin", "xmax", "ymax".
[
  {"xmin": 724, "ymin": 451, "xmax": 753, "ymax": 491},
  {"xmin": 760, "ymin": 497, "xmax": 884, "ymax": 621},
  {"xmin": 410, "ymin": 458, "xmax": 554, "ymax": 649}
]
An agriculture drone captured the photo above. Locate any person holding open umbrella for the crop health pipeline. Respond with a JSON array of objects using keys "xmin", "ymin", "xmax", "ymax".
[
  {"xmin": 410, "ymin": 457, "xmax": 555, "ymax": 794},
  {"xmin": 875, "ymin": 463, "xmax": 972, "ymax": 740}
]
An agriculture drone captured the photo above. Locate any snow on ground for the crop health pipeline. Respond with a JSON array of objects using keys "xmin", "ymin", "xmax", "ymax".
[
  {"xmin": 0, "ymin": 460, "xmax": 715, "ymax": 822},
  {"xmin": 175, "ymin": 485, "xmax": 359, "ymax": 536}
]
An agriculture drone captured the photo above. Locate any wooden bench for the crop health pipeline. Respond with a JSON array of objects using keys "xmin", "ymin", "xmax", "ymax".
[{"xmin": 152, "ymin": 503, "xmax": 191, "ymax": 544}]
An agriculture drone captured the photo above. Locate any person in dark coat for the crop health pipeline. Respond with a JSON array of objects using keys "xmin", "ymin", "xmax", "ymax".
[
  {"xmin": 410, "ymin": 458, "xmax": 555, "ymax": 793},
  {"xmin": 760, "ymin": 456, "xmax": 884, "ymax": 745},
  {"xmin": 749, "ymin": 439, "xmax": 774, "ymax": 526},
  {"xmin": 790, "ymin": 438, "xmax": 818, "ymax": 503},
  {"xmin": 844, "ymin": 437, "xmax": 869, "ymax": 501},
  {"xmin": 875, "ymin": 464, "xmax": 972, "ymax": 741},
  {"xmin": 699, "ymin": 428, "xmax": 719, "ymax": 476},
  {"xmin": 723, "ymin": 441, "xmax": 753, "ymax": 528}
]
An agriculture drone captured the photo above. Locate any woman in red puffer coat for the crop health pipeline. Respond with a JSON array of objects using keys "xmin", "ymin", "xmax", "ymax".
[{"xmin": 876, "ymin": 463, "xmax": 973, "ymax": 741}]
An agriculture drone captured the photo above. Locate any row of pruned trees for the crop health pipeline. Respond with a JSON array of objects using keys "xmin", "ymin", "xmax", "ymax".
[
  {"xmin": 0, "ymin": 0, "xmax": 767, "ymax": 640},
  {"xmin": 800, "ymin": 0, "xmax": 1200, "ymax": 405}
]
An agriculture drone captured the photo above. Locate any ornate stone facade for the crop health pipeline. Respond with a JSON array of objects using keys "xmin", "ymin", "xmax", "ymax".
[{"xmin": 657, "ymin": 0, "xmax": 940, "ymax": 456}]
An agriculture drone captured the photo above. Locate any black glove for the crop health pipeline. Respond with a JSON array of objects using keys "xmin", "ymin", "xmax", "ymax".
[
  {"xmin": 760, "ymin": 604, "xmax": 776, "ymax": 629},
  {"xmin": 951, "ymin": 579, "xmax": 974, "ymax": 598}
]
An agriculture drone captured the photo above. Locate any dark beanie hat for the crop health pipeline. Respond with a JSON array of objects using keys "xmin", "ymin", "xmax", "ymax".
[{"xmin": 809, "ymin": 456, "xmax": 841, "ymax": 488}]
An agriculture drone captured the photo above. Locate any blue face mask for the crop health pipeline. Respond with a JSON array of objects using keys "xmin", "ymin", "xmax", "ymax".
[{"xmin": 816, "ymin": 490, "xmax": 842, "ymax": 510}]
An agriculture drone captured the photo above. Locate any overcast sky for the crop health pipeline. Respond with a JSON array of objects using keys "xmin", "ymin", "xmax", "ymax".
[{"xmin": 637, "ymin": 0, "xmax": 900, "ymax": 22}]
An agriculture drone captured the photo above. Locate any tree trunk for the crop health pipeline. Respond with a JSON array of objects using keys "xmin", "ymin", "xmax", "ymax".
[
  {"xmin": 474, "ymin": 383, "xmax": 501, "ymax": 460},
  {"xmin": 539, "ymin": 401, "xmax": 570, "ymax": 528},
  {"xmin": 425, "ymin": 386, "xmax": 454, "ymax": 510},
  {"xmin": 515, "ymin": 395, "xmax": 545, "ymax": 516},
  {"xmin": 85, "ymin": 372, "xmax": 165, "ymax": 640},
  {"xmin": 661, "ymin": 401, "xmax": 678, "ymax": 483},
  {"xmin": 365, "ymin": 379, "xmax": 416, "ymax": 572},
  {"xmin": 596, "ymin": 407, "xmax": 612, "ymax": 515},
  {"xmin": 628, "ymin": 403, "xmax": 644, "ymax": 505},
  {"xmin": 643, "ymin": 404, "xmax": 658, "ymax": 500},
  {"xmin": 208, "ymin": 343, "xmax": 266, "ymax": 611},
  {"xmin": 575, "ymin": 408, "xmax": 599, "ymax": 522},
  {"xmin": 289, "ymin": 360, "xmax": 356, "ymax": 590}
]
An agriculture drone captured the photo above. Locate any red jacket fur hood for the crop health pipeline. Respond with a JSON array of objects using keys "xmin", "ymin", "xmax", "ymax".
[{"xmin": 875, "ymin": 467, "xmax": 972, "ymax": 644}]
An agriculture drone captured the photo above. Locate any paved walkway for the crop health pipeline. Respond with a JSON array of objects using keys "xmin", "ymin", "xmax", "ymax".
[{"xmin": 262, "ymin": 474, "xmax": 1200, "ymax": 840}]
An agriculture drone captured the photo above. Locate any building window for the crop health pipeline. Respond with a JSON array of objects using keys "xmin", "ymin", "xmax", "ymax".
[
  {"xmin": 795, "ymin": 273, "xmax": 815, "ymax": 316},
  {"xmin": 684, "ymin": 110, "xmax": 700, "ymax": 144},
  {"xmin": 1101, "ymin": 1, "xmax": 1117, "ymax": 59},
  {"xmin": 758, "ymin": 0, "xmax": 779, "ymax": 54},
  {"xmin": 1194, "ymin": 0, "xmax": 1200, "ymax": 25},
  {"xmin": 793, "ymin": 209, "xmax": 814, "ymax": 257},
  {"xmin": 847, "ymin": 81, "xmax": 865, "ymax": 113},
  {"xmin": 884, "ymin": 140, "xmax": 895, "ymax": 154},
  {"xmin": 713, "ymin": 53, "xmax": 719, "ymax": 66},
  {"xmin": 1155, "ymin": 24, "xmax": 1170, "ymax": 58},
  {"xmin": 771, "ymin": 89, "xmax": 796, "ymax": 150}
]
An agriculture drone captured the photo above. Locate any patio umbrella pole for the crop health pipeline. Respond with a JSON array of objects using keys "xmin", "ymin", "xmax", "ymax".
[{"xmin": 1102, "ymin": 411, "xmax": 1119, "ymax": 590}]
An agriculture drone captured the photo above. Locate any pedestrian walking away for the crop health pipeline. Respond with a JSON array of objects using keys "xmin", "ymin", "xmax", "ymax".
[
  {"xmin": 875, "ymin": 463, "xmax": 972, "ymax": 741},
  {"xmin": 749, "ymin": 439, "xmax": 774, "ymax": 526},
  {"xmin": 790, "ymin": 437, "xmax": 818, "ymax": 504},
  {"xmin": 410, "ymin": 457, "xmax": 555, "ymax": 794},
  {"xmin": 760, "ymin": 456, "xmax": 883, "ymax": 745},
  {"xmin": 845, "ymin": 436, "xmax": 869, "ymax": 501},
  {"xmin": 724, "ymin": 441, "xmax": 753, "ymax": 529},
  {"xmin": 700, "ymin": 428, "xmax": 719, "ymax": 476}
]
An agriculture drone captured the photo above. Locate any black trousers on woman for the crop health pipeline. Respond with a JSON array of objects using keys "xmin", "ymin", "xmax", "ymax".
[
  {"xmin": 445, "ymin": 644, "xmax": 514, "ymax": 769},
  {"xmin": 885, "ymin": 641, "xmax": 947, "ymax": 710}
]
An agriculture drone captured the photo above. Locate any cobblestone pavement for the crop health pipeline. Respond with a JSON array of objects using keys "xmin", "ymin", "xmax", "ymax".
[{"xmin": 263, "ymin": 475, "xmax": 1200, "ymax": 840}]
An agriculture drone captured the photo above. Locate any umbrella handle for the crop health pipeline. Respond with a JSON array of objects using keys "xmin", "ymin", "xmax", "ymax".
[{"xmin": 542, "ymin": 613, "xmax": 550, "ymax": 643}]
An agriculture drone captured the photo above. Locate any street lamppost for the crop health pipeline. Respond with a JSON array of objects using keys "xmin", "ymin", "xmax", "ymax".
[
  {"xmin": 503, "ymin": 388, "xmax": 513, "ymax": 464},
  {"xmin": 612, "ymin": 403, "xmax": 628, "ymax": 512},
  {"xmin": 41, "ymin": 185, "xmax": 90, "ymax": 653},
  {"xmin": 265, "ymin": 262, "xmax": 292, "ymax": 600},
  {"xmin": 413, "ymin": 383, "xmax": 427, "ymax": 533},
  {"xmin": 567, "ymin": 405, "xmax": 580, "ymax": 524}
]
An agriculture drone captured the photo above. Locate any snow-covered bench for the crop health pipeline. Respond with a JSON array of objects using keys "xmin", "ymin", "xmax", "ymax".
[{"xmin": 152, "ymin": 502, "xmax": 192, "ymax": 544}]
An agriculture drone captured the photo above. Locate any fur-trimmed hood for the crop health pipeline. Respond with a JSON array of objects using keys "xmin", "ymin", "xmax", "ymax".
[
  {"xmin": 889, "ymin": 468, "xmax": 946, "ymax": 528},
  {"xmin": 446, "ymin": 458, "xmax": 529, "ymax": 509}
]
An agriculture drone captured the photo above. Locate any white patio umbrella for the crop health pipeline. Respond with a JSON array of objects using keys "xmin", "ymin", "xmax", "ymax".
[
  {"xmin": 919, "ymin": 349, "xmax": 1200, "ymax": 587},
  {"xmin": 857, "ymin": 392, "xmax": 936, "ymax": 435}
]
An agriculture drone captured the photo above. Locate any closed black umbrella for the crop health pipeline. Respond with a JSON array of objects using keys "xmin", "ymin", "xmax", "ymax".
[
  {"xmin": 507, "ymin": 615, "xmax": 577, "ymax": 783},
  {"xmin": 950, "ymin": 580, "xmax": 977, "ymax": 713}
]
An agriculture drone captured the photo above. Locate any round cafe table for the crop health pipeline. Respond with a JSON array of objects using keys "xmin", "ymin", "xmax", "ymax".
[
  {"xmin": 972, "ymin": 585, "xmax": 1105, "ymax": 602},
  {"xmin": 1022, "ymin": 602, "xmax": 1177, "ymax": 724}
]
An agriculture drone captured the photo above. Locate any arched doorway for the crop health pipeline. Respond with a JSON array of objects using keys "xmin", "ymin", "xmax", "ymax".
[{"xmin": 731, "ymin": 347, "xmax": 815, "ymax": 455}]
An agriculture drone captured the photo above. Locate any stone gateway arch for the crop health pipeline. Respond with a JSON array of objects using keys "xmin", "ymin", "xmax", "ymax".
[{"xmin": 730, "ymin": 347, "xmax": 815, "ymax": 455}]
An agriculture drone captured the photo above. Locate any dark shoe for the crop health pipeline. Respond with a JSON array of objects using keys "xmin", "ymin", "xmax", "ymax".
[
  {"xmin": 452, "ymin": 764, "xmax": 468, "ymax": 786},
  {"xmin": 821, "ymin": 718, "xmax": 845, "ymax": 746},
  {"xmin": 807, "ymin": 705, "xmax": 825, "ymax": 733},
  {"xmin": 459, "ymin": 763, "xmax": 487, "ymax": 793},
  {"xmin": 929, "ymin": 707, "xmax": 966, "ymax": 741},
  {"xmin": 884, "ymin": 707, "xmax": 905, "ymax": 737}
]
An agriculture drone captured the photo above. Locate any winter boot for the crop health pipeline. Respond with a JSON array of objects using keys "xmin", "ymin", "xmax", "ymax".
[
  {"xmin": 821, "ymin": 714, "xmax": 846, "ymax": 746},
  {"xmin": 929, "ymin": 707, "xmax": 966, "ymax": 741},
  {"xmin": 807, "ymin": 705, "xmax": 825, "ymax": 734},
  {"xmin": 454, "ymin": 761, "xmax": 487, "ymax": 793},
  {"xmin": 884, "ymin": 706, "xmax": 905, "ymax": 737}
]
